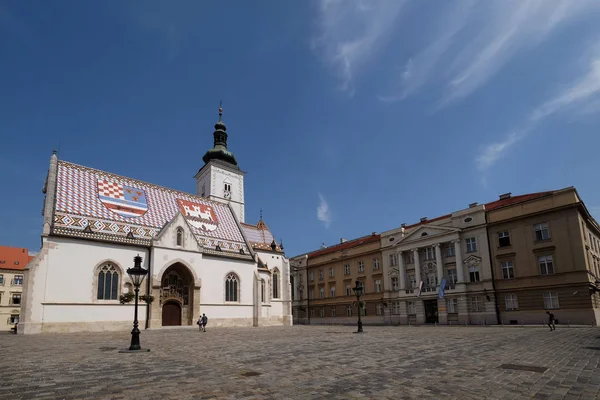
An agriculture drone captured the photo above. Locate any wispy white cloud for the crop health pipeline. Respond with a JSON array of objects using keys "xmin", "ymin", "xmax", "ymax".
[
  {"xmin": 379, "ymin": 0, "xmax": 477, "ymax": 102},
  {"xmin": 317, "ymin": 193, "xmax": 332, "ymax": 228},
  {"xmin": 439, "ymin": 0, "xmax": 598, "ymax": 109},
  {"xmin": 312, "ymin": 0, "xmax": 405, "ymax": 95},
  {"xmin": 477, "ymin": 51, "xmax": 600, "ymax": 171}
]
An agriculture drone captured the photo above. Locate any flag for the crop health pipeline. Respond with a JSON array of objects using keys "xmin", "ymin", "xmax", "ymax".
[
  {"xmin": 417, "ymin": 281, "xmax": 424, "ymax": 298},
  {"xmin": 438, "ymin": 278, "xmax": 447, "ymax": 299}
]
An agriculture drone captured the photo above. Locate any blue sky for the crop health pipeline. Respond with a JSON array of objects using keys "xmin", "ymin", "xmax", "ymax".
[{"xmin": 1, "ymin": 1, "xmax": 600, "ymax": 257}]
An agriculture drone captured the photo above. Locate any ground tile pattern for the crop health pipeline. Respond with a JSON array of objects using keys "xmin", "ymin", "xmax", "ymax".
[{"xmin": 1, "ymin": 326, "xmax": 600, "ymax": 399}]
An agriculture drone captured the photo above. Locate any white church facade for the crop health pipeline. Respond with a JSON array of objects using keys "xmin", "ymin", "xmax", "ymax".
[{"xmin": 19, "ymin": 107, "xmax": 292, "ymax": 334}]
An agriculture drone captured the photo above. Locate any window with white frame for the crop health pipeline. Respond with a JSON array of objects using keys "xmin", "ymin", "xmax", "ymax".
[
  {"xmin": 225, "ymin": 273, "xmax": 240, "ymax": 302},
  {"xmin": 447, "ymin": 269, "xmax": 457, "ymax": 285},
  {"xmin": 372, "ymin": 258, "xmax": 380, "ymax": 270},
  {"xmin": 319, "ymin": 307, "xmax": 325, "ymax": 318},
  {"xmin": 501, "ymin": 260, "xmax": 514, "ymax": 279},
  {"xmin": 319, "ymin": 270, "xmax": 324, "ymax": 280},
  {"xmin": 426, "ymin": 273, "xmax": 437, "ymax": 288},
  {"xmin": 406, "ymin": 252, "xmax": 415, "ymax": 264},
  {"xmin": 423, "ymin": 247, "xmax": 435, "ymax": 261},
  {"xmin": 543, "ymin": 291, "xmax": 559, "ymax": 309},
  {"xmin": 376, "ymin": 303, "xmax": 383, "ymax": 316},
  {"xmin": 224, "ymin": 182, "xmax": 231, "ymax": 192},
  {"xmin": 97, "ymin": 264, "xmax": 120, "ymax": 300},
  {"xmin": 10, "ymin": 314, "xmax": 19, "ymax": 324},
  {"xmin": 466, "ymin": 237, "xmax": 477, "ymax": 252},
  {"xmin": 539, "ymin": 255, "xmax": 555, "ymax": 275},
  {"xmin": 344, "ymin": 264, "xmax": 350, "ymax": 275},
  {"xmin": 469, "ymin": 266, "xmax": 480, "ymax": 282},
  {"xmin": 331, "ymin": 307, "xmax": 336, "ymax": 317},
  {"xmin": 534, "ymin": 223, "xmax": 550, "ymax": 241},
  {"xmin": 360, "ymin": 304, "xmax": 366, "ymax": 316},
  {"xmin": 11, "ymin": 293, "xmax": 21, "ymax": 305},
  {"xmin": 389, "ymin": 253, "xmax": 397, "ymax": 266},
  {"xmin": 346, "ymin": 305, "xmax": 352, "ymax": 316},
  {"xmin": 392, "ymin": 301, "xmax": 400, "ymax": 315},
  {"xmin": 374, "ymin": 280, "xmax": 381, "ymax": 293},
  {"xmin": 446, "ymin": 245, "xmax": 455, "ymax": 257},
  {"xmin": 330, "ymin": 286, "xmax": 336, "ymax": 298},
  {"xmin": 272, "ymin": 269, "xmax": 280, "ymax": 298},
  {"xmin": 407, "ymin": 301, "xmax": 416, "ymax": 315},
  {"xmin": 309, "ymin": 271, "xmax": 314, "ymax": 281},
  {"xmin": 468, "ymin": 296, "xmax": 485, "ymax": 312},
  {"xmin": 309, "ymin": 288, "xmax": 314, "ymax": 300},
  {"xmin": 505, "ymin": 294, "xmax": 519, "ymax": 311},
  {"xmin": 358, "ymin": 261, "xmax": 364, "ymax": 272},
  {"xmin": 319, "ymin": 287, "xmax": 325, "ymax": 299},
  {"xmin": 13, "ymin": 275, "xmax": 23, "ymax": 286},
  {"xmin": 391, "ymin": 276, "xmax": 399, "ymax": 291},
  {"xmin": 261, "ymin": 280, "xmax": 266, "ymax": 303},
  {"xmin": 329, "ymin": 267, "xmax": 334, "ymax": 277},
  {"xmin": 345, "ymin": 284, "xmax": 351, "ymax": 296},
  {"xmin": 408, "ymin": 273, "xmax": 416, "ymax": 289},
  {"xmin": 0, "ymin": 274, "xmax": 3, "ymax": 285},
  {"xmin": 498, "ymin": 231, "xmax": 511, "ymax": 247},
  {"xmin": 446, "ymin": 298, "xmax": 458, "ymax": 313}
]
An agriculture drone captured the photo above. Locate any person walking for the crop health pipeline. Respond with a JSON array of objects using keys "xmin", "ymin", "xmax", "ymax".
[
  {"xmin": 201, "ymin": 313, "xmax": 208, "ymax": 332},
  {"xmin": 197, "ymin": 315, "xmax": 203, "ymax": 332},
  {"xmin": 546, "ymin": 311, "xmax": 556, "ymax": 331}
]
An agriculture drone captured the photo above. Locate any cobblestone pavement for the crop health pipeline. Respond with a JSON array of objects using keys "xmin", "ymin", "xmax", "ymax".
[{"xmin": 1, "ymin": 325, "xmax": 600, "ymax": 400}]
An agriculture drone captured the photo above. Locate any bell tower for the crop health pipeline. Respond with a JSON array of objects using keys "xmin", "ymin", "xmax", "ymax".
[{"xmin": 194, "ymin": 104, "xmax": 245, "ymax": 222}]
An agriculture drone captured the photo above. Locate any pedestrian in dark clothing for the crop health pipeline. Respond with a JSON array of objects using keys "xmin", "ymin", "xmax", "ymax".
[
  {"xmin": 201, "ymin": 314, "xmax": 208, "ymax": 332},
  {"xmin": 547, "ymin": 311, "xmax": 556, "ymax": 331}
]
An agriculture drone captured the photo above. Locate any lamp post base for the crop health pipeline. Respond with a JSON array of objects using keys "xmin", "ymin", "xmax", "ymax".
[{"xmin": 119, "ymin": 348, "xmax": 151, "ymax": 353}]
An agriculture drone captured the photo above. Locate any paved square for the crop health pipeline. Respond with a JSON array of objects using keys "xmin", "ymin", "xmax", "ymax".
[{"xmin": 1, "ymin": 325, "xmax": 600, "ymax": 399}]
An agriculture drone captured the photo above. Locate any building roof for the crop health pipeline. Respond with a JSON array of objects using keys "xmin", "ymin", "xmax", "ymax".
[
  {"xmin": 52, "ymin": 160, "xmax": 251, "ymax": 258},
  {"xmin": 306, "ymin": 234, "xmax": 381, "ymax": 259},
  {"xmin": 0, "ymin": 246, "xmax": 34, "ymax": 271},
  {"xmin": 240, "ymin": 220, "xmax": 283, "ymax": 253},
  {"xmin": 484, "ymin": 191, "xmax": 554, "ymax": 211}
]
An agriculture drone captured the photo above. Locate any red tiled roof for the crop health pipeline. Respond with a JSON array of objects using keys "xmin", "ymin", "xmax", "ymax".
[
  {"xmin": 0, "ymin": 246, "xmax": 33, "ymax": 271},
  {"xmin": 484, "ymin": 191, "xmax": 554, "ymax": 211},
  {"xmin": 240, "ymin": 220, "xmax": 283, "ymax": 252},
  {"xmin": 308, "ymin": 234, "xmax": 380, "ymax": 259}
]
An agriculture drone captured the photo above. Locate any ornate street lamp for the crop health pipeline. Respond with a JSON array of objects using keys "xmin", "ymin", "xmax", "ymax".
[
  {"xmin": 120, "ymin": 254, "xmax": 149, "ymax": 353},
  {"xmin": 352, "ymin": 280, "xmax": 364, "ymax": 333}
]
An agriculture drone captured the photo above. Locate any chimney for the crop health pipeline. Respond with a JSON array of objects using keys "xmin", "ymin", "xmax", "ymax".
[
  {"xmin": 401, "ymin": 223, "xmax": 406, "ymax": 228},
  {"xmin": 340, "ymin": 238, "xmax": 347, "ymax": 244},
  {"xmin": 469, "ymin": 202, "xmax": 478, "ymax": 208},
  {"xmin": 420, "ymin": 217, "xmax": 428, "ymax": 223},
  {"xmin": 371, "ymin": 232, "xmax": 377, "ymax": 236},
  {"xmin": 499, "ymin": 192, "xmax": 512, "ymax": 200}
]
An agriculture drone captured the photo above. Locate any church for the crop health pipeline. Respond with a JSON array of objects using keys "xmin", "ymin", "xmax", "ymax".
[{"xmin": 19, "ymin": 107, "xmax": 292, "ymax": 334}]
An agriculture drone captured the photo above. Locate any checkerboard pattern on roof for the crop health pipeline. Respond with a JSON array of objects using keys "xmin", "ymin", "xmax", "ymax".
[
  {"xmin": 240, "ymin": 224, "xmax": 280, "ymax": 251},
  {"xmin": 55, "ymin": 161, "xmax": 246, "ymax": 245}
]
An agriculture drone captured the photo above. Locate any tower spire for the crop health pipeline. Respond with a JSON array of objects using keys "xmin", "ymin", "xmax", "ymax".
[
  {"xmin": 201, "ymin": 101, "xmax": 239, "ymax": 167},
  {"xmin": 218, "ymin": 100, "xmax": 223, "ymax": 122}
]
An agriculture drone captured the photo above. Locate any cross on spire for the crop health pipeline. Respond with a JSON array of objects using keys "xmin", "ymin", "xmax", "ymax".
[{"xmin": 259, "ymin": 208, "xmax": 263, "ymax": 221}]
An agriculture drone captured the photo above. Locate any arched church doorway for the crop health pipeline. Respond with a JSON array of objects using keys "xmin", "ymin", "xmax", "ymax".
[
  {"xmin": 162, "ymin": 301, "xmax": 182, "ymax": 326},
  {"xmin": 160, "ymin": 263, "xmax": 195, "ymax": 326}
]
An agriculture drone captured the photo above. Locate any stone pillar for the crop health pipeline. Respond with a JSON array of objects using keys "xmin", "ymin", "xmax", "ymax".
[
  {"xmin": 413, "ymin": 248, "xmax": 420, "ymax": 287},
  {"xmin": 398, "ymin": 251, "xmax": 406, "ymax": 290},
  {"xmin": 435, "ymin": 244, "xmax": 444, "ymax": 287},
  {"xmin": 454, "ymin": 240, "xmax": 465, "ymax": 283}
]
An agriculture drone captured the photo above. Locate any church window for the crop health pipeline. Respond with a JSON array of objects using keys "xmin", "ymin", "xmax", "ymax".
[
  {"xmin": 225, "ymin": 273, "xmax": 239, "ymax": 302},
  {"xmin": 272, "ymin": 269, "xmax": 280, "ymax": 299},
  {"xmin": 224, "ymin": 183, "xmax": 231, "ymax": 192},
  {"xmin": 176, "ymin": 227, "xmax": 184, "ymax": 246},
  {"xmin": 97, "ymin": 264, "xmax": 119, "ymax": 300},
  {"xmin": 261, "ymin": 279, "xmax": 266, "ymax": 303}
]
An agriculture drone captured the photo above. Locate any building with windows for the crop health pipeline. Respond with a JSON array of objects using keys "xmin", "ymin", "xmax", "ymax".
[
  {"xmin": 0, "ymin": 246, "xmax": 33, "ymax": 331},
  {"xmin": 486, "ymin": 188, "xmax": 600, "ymax": 325},
  {"xmin": 20, "ymin": 107, "xmax": 291, "ymax": 334},
  {"xmin": 381, "ymin": 202, "xmax": 496, "ymax": 325},
  {"xmin": 290, "ymin": 234, "xmax": 386, "ymax": 325}
]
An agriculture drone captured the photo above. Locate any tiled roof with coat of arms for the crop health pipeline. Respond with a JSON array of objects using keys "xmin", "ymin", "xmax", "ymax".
[{"xmin": 52, "ymin": 160, "xmax": 251, "ymax": 257}]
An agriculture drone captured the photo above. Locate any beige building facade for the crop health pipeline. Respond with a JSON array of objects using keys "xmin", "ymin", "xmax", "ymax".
[
  {"xmin": 487, "ymin": 188, "xmax": 600, "ymax": 326},
  {"xmin": 291, "ymin": 234, "xmax": 386, "ymax": 325},
  {"xmin": 381, "ymin": 203, "xmax": 497, "ymax": 326},
  {"xmin": 0, "ymin": 246, "xmax": 32, "ymax": 331}
]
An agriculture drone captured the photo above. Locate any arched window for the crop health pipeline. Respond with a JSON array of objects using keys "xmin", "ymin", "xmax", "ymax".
[
  {"xmin": 176, "ymin": 227, "xmax": 183, "ymax": 246},
  {"xmin": 261, "ymin": 279, "xmax": 266, "ymax": 303},
  {"xmin": 97, "ymin": 264, "xmax": 119, "ymax": 300},
  {"xmin": 272, "ymin": 269, "xmax": 280, "ymax": 299},
  {"xmin": 225, "ymin": 273, "xmax": 239, "ymax": 302}
]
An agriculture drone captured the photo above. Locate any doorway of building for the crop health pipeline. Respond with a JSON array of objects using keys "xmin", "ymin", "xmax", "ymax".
[
  {"xmin": 162, "ymin": 301, "xmax": 182, "ymax": 326},
  {"xmin": 423, "ymin": 299, "xmax": 438, "ymax": 324}
]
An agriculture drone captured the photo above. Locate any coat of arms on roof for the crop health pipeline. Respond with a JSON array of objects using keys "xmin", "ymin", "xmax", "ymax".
[
  {"xmin": 97, "ymin": 179, "xmax": 148, "ymax": 218},
  {"xmin": 177, "ymin": 199, "xmax": 218, "ymax": 232}
]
